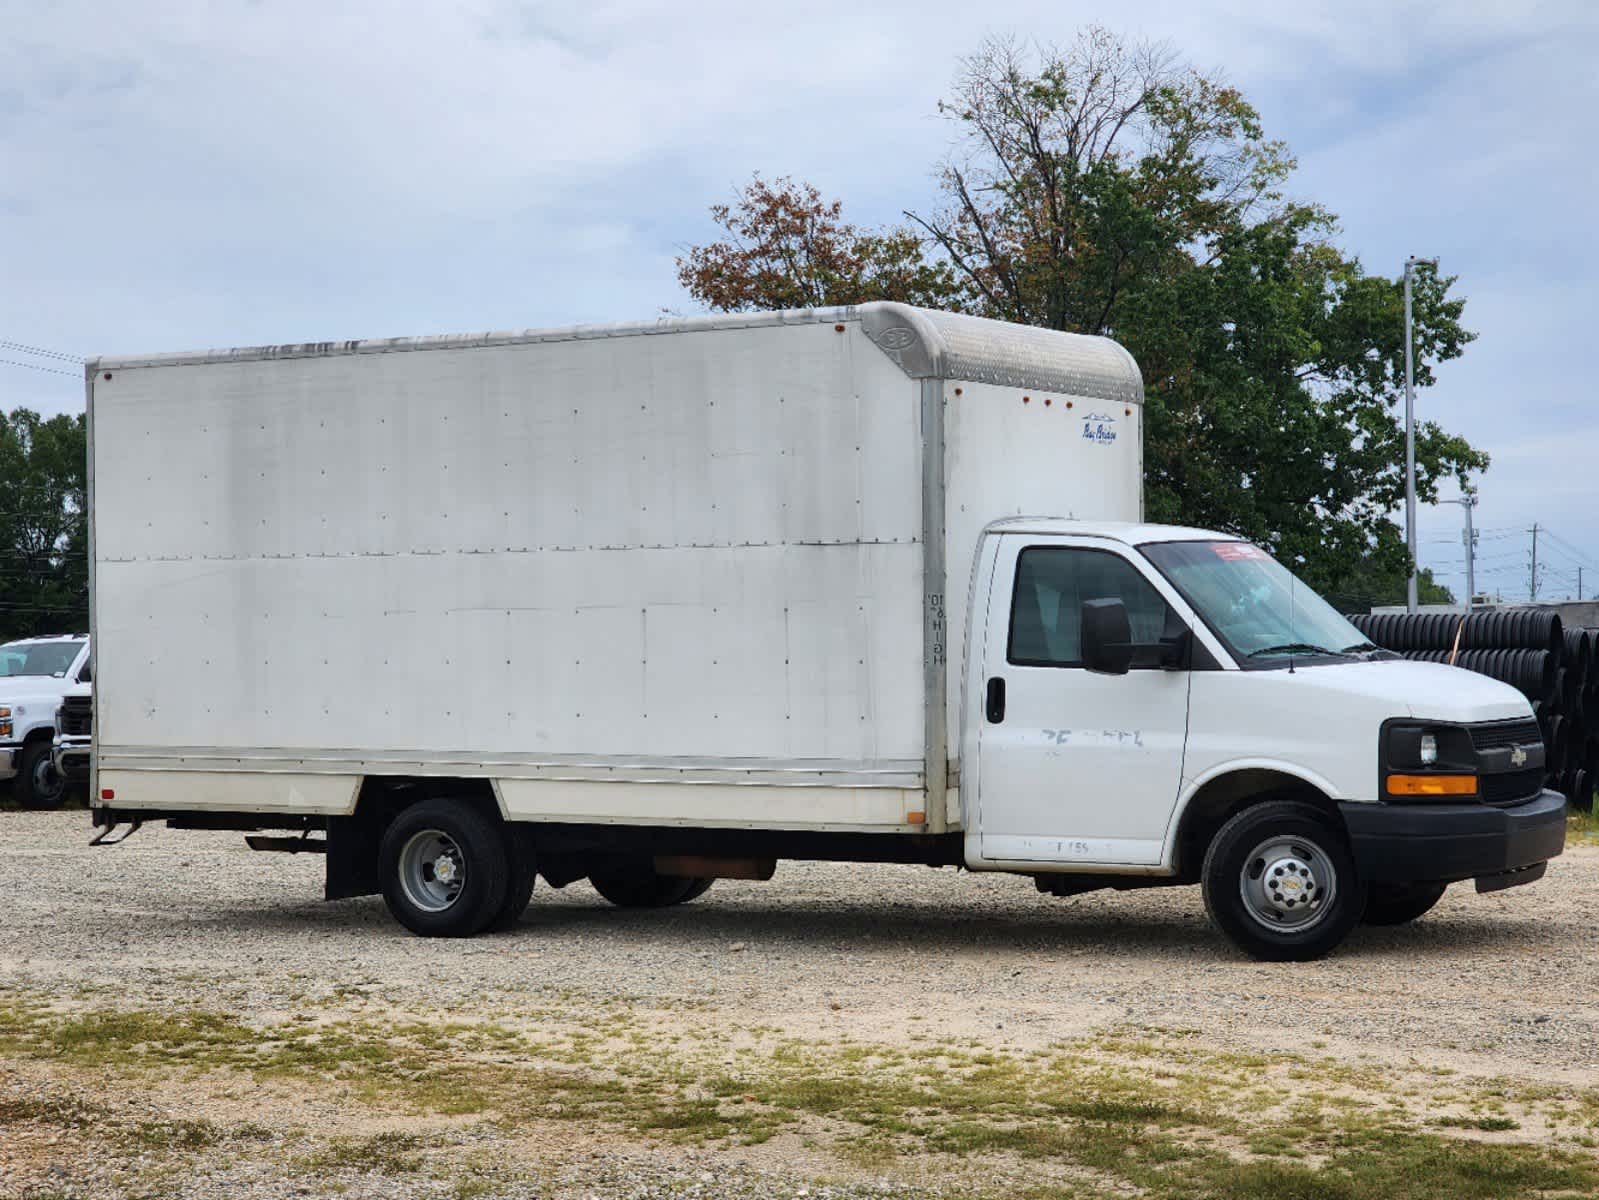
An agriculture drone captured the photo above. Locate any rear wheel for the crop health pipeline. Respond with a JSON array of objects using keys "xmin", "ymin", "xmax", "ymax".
[
  {"xmin": 1201, "ymin": 801, "xmax": 1362, "ymax": 962},
  {"xmin": 15, "ymin": 741, "xmax": 67, "ymax": 811},
  {"xmin": 1362, "ymin": 881, "xmax": 1447, "ymax": 926},
  {"xmin": 590, "ymin": 861, "xmax": 714, "ymax": 908},
  {"xmin": 379, "ymin": 800, "xmax": 509, "ymax": 937},
  {"xmin": 486, "ymin": 826, "xmax": 538, "ymax": 931},
  {"xmin": 676, "ymin": 877, "xmax": 715, "ymax": 903}
]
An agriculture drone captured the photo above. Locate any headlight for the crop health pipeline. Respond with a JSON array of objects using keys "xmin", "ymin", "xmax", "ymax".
[{"xmin": 1381, "ymin": 722, "xmax": 1477, "ymax": 802}]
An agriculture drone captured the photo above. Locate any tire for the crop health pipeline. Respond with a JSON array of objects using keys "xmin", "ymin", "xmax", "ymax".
[
  {"xmin": 676, "ymin": 878, "xmax": 715, "ymax": 904},
  {"xmin": 1201, "ymin": 801, "xmax": 1363, "ymax": 962},
  {"xmin": 485, "ymin": 826, "xmax": 538, "ymax": 932},
  {"xmin": 379, "ymin": 800, "xmax": 510, "ymax": 937},
  {"xmin": 15, "ymin": 741, "xmax": 68, "ymax": 811},
  {"xmin": 589, "ymin": 860, "xmax": 711, "ymax": 908},
  {"xmin": 1361, "ymin": 881, "xmax": 1447, "ymax": 926}
]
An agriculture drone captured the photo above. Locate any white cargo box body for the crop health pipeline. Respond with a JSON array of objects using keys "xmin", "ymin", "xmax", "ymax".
[{"xmin": 88, "ymin": 304, "xmax": 1142, "ymax": 833}]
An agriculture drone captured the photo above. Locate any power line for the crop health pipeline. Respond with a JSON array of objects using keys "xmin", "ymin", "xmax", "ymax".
[
  {"xmin": 0, "ymin": 339, "xmax": 83, "ymax": 363},
  {"xmin": 1, "ymin": 357, "xmax": 80, "ymax": 378},
  {"xmin": 1539, "ymin": 528, "xmax": 1599, "ymax": 573}
]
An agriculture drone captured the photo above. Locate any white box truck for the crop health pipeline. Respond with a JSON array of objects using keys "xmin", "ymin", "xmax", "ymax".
[{"xmin": 84, "ymin": 304, "xmax": 1566, "ymax": 959}]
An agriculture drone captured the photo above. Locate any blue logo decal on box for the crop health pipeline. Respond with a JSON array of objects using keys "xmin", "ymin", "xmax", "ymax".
[{"xmin": 1081, "ymin": 412, "xmax": 1118, "ymax": 446}]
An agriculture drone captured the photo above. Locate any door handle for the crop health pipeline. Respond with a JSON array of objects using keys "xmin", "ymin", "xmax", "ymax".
[{"xmin": 985, "ymin": 676, "xmax": 1006, "ymax": 724}]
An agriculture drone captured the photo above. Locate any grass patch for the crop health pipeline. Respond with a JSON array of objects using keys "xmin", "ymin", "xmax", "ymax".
[
  {"xmin": 1569, "ymin": 808, "xmax": 1599, "ymax": 845},
  {"xmin": 1434, "ymin": 1114, "xmax": 1522, "ymax": 1132},
  {"xmin": 304, "ymin": 1131, "xmax": 428, "ymax": 1175},
  {"xmin": 1, "ymin": 991, "xmax": 1595, "ymax": 1200},
  {"xmin": 0, "ymin": 1092, "xmax": 101, "ymax": 1130},
  {"xmin": 126, "ymin": 1116, "xmax": 224, "ymax": 1149}
]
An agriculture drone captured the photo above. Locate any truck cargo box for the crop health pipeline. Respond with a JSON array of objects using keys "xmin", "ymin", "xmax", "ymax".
[{"xmin": 87, "ymin": 304, "xmax": 1143, "ymax": 832}]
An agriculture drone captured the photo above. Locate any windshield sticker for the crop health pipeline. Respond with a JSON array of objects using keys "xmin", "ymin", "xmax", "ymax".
[
  {"xmin": 1080, "ymin": 412, "xmax": 1118, "ymax": 446},
  {"xmin": 1212, "ymin": 542, "xmax": 1268, "ymax": 561}
]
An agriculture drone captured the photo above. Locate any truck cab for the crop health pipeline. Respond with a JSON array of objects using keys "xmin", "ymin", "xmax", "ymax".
[
  {"xmin": 964, "ymin": 520, "xmax": 1565, "ymax": 958},
  {"xmin": 0, "ymin": 634, "xmax": 92, "ymax": 809}
]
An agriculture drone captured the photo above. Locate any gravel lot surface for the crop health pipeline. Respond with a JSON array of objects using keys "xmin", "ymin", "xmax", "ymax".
[{"xmin": 3, "ymin": 809, "xmax": 1598, "ymax": 1198}]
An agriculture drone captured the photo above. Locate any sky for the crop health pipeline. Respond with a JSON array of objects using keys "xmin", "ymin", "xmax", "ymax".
[{"xmin": 3, "ymin": 0, "xmax": 1596, "ymax": 603}]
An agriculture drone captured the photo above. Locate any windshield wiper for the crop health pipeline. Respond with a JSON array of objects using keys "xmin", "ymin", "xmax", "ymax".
[
  {"xmin": 1247, "ymin": 643, "xmax": 1351, "ymax": 659},
  {"xmin": 1339, "ymin": 641, "xmax": 1394, "ymax": 659}
]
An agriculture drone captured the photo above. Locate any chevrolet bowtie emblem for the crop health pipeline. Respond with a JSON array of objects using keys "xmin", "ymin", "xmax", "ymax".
[{"xmin": 1510, "ymin": 745, "xmax": 1528, "ymax": 768}]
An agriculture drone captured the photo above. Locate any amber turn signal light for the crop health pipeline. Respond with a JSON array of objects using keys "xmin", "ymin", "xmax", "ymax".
[{"xmin": 1387, "ymin": 773, "xmax": 1477, "ymax": 797}]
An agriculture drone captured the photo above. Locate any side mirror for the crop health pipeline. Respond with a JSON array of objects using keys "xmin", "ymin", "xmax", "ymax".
[{"xmin": 1081, "ymin": 598, "xmax": 1134, "ymax": 675}]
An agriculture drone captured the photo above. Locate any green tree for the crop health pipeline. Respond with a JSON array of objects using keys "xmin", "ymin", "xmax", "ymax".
[
  {"xmin": 1322, "ymin": 562, "xmax": 1455, "ymax": 616},
  {"xmin": 0, "ymin": 408, "xmax": 88, "ymax": 640},
  {"xmin": 676, "ymin": 29, "xmax": 1486, "ymax": 594}
]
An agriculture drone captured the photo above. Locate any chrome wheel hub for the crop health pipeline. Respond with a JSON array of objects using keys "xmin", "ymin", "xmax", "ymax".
[
  {"xmin": 1262, "ymin": 856, "xmax": 1316, "ymax": 914},
  {"xmin": 398, "ymin": 829, "xmax": 467, "ymax": 913},
  {"xmin": 1239, "ymin": 837, "xmax": 1334, "ymax": 932}
]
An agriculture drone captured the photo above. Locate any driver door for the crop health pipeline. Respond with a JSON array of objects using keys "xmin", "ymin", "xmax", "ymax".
[{"xmin": 975, "ymin": 536, "xmax": 1192, "ymax": 866}]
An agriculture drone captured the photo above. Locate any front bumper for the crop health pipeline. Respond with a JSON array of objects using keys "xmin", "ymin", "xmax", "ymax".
[
  {"xmin": 52, "ymin": 735, "xmax": 91, "ymax": 781},
  {"xmin": 1339, "ymin": 789, "xmax": 1568, "ymax": 885},
  {"xmin": 0, "ymin": 744, "xmax": 15, "ymax": 781}
]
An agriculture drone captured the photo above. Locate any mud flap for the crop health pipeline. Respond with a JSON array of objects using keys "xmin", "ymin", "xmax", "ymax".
[{"xmin": 325, "ymin": 809, "xmax": 384, "ymax": 900}]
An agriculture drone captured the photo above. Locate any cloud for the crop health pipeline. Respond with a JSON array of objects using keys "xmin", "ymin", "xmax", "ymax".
[{"xmin": 2, "ymin": 0, "xmax": 1594, "ymax": 581}]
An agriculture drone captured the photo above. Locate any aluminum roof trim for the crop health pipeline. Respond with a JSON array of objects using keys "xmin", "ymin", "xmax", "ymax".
[
  {"xmin": 88, "ymin": 307, "xmax": 864, "ymax": 371},
  {"xmin": 89, "ymin": 303, "xmax": 1144, "ymax": 406},
  {"xmin": 860, "ymin": 303, "xmax": 1143, "ymax": 405}
]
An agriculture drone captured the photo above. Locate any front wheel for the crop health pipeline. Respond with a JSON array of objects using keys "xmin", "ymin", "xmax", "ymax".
[
  {"xmin": 1362, "ymin": 881, "xmax": 1447, "ymax": 926},
  {"xmin": 1201, "ymin": 801, "xmax": 1363, "ymax": 962},
  {"xmin": 15, "ymin": 741, "xmax": 67, "ymax": 810}
]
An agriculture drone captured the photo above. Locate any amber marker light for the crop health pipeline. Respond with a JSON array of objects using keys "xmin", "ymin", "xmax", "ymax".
[{"xmin": 1387, "ymin": 774, "xmax": 1477, "ymax": 797}]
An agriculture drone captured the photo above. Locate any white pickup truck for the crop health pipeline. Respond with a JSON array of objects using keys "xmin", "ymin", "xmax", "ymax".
[
  {"xmin": 0, "ymin": 634, "xmax": 91, "ymax": 809},
  {"xmin": 84, "ymin": 304, "xmax": 1565, "ymax": 959}
]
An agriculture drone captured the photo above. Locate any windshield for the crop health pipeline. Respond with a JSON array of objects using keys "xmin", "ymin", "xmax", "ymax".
[
  {"xmin": 0, "ymin": 639, "xmax": 86, "ymax": 678},
  {"xmin": 1139, "ymin": 541, "xmax": 1369, "ymax": 666}
]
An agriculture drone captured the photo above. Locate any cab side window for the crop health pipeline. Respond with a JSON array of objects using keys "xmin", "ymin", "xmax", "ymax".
[{"xmin": 1008, "ymin": 547, "xmax": 1170, "ymax": 667}]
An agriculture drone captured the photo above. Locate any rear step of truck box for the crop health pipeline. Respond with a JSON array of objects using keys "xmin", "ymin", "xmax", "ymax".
[{"xmin": 89, "ymin": 818, "xmax": 144, "ymax": 847}]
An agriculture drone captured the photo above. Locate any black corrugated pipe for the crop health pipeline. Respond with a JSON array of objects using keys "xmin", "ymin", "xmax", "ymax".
[{"xmin": 1564, "ymin": 768, "xmax": 1589, "ymax": 812}]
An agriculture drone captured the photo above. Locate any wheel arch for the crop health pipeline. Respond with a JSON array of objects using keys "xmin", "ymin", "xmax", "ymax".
[
  {"xmin": 22, "ymin": 722, "xmax": 57, "ymax": 746},
  {"xmin": 1167, "ymin": 763, "xmax": 1347, "ymax": 882},
  {"xmin": 326, "ymin": 775, "xmax": 503, "ymax": 901}
]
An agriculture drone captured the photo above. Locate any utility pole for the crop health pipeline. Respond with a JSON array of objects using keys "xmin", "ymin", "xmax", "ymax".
[
  {"xmin": 1529, "ymin": 523, "xmax": 1540, "ymax": 602},
  {"xmin": 1442, "ymin": 494, "xmax": 1478, "ymax": 609},
  {"xmin": 1464, "ymin": 498, "xmax": 1477, "ymax": 608},
  {"xmin": 1404, "ymin": 255, "xmax": 1438, "ymax": 613},
  {"xmin": 1579, "ymin": 566, "xmax": 1584, "ymax": 601}
]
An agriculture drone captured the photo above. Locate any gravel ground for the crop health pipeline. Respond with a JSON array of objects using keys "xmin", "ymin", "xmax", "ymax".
[{"xmin": 3, "ymin": 809, "xmax": 1598, "ymax": 1197}]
